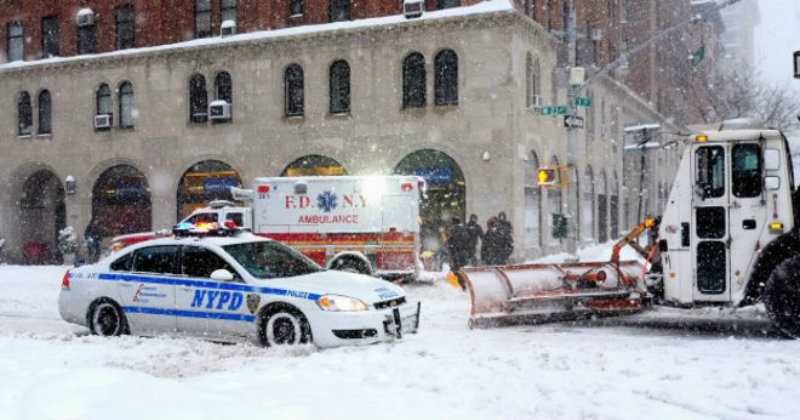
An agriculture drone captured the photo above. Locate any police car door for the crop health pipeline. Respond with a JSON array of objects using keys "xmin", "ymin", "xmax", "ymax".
[
  {"xmin": 692, "ymin": 144, "xmax": 731, "ymax": 302},
  {"xmin": 176, "ymin": 245, "xmax": 250, "ymax": 339},
  {"xmin": 119, "ymin": 245, "xmax": 179, "ymax": 334}
]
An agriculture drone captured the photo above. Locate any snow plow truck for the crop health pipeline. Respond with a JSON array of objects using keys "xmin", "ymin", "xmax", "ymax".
[{"xmin": 462, "ymin": 121, "xmax": 800, "ymax": 336}]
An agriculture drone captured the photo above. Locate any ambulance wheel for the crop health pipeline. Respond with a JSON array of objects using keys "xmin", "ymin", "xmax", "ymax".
[
  {"xmin": 88, "ymin": 299, "xmax": 129, "ymax": 337},
  {"xmin": 331, "ymin": 258, "xmax": 371, "ymax": 275},
  {"xmin": 258, "ymin": 304, "xmax": 311, "ymax": 347},
  {"xmin": 764, "ymin": 257, "xmax": 800, "ymax": 338}
]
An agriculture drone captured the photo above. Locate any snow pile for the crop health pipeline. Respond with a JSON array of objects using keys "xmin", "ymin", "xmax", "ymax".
[{"xmin": 2, "ymin": 263, "xmax": 800, "ymax": 419}]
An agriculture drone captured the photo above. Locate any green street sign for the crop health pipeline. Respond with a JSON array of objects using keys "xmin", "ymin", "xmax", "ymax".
[
  {"xmin": 536, "ymin": 106, "xmax": 568, "ymax": 116},
  {"xmin": 575, "ymin": 97, "xmax": 592, "ymax": 107}
]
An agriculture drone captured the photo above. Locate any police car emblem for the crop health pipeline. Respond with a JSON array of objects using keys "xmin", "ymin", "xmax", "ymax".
[{"xmin": 246, "ymin": 293, "xmax": 261, "ymax": 314}]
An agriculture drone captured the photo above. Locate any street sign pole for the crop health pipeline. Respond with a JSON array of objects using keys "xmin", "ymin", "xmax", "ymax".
[{"xmin": 564, "ymin": 0, "xmax": 578, "ymax": 255}]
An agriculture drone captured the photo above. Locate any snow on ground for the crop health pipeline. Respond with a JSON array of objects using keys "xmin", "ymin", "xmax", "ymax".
[{"xmin": 2, "ymin": 262, "xmax": 800, "ymax": 420}]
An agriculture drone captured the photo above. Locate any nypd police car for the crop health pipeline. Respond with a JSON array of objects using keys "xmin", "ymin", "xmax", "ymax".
[{"xmin": 59, "ymin": 225, "xmax": 420, "ymax": 347}]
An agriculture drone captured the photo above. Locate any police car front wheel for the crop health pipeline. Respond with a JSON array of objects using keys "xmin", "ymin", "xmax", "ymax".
[
  {"xmin": 89, "ymin": 300, "xmax": 128, "ymax": 337},
  {"xmin": 259, "ymin": 307, "xmax": 311, "ymax": 347}
]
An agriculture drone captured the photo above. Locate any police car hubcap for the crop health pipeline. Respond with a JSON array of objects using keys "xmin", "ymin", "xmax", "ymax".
[
  {"xmin": 266, "ymin": 314, "xmax": 301, "ymax": 345},
  {"xmin": 93, "ymin": 303, "xmax": 120, "ymax": 336}
]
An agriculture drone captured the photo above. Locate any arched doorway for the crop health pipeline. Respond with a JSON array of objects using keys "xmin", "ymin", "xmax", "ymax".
[
  {"xmin": 611, "ymin": 171, "xmax": 620, "ymax": 239},
  {"xmin": 92, "ymin": 165, "xmax": 152, "ymax": 239},
  {"xmin": 17, "ymin": 169, "xmax": 65, "ymax": 264},
  {"xmin": 281, "ymin": 155, "xmax": 347, "ymax": 177},
  {"xmin": 581, "ymin": 166, "xmax": 595, "ymax": 243},
  {"xmin": 394, "ymin": 149, "xmax": 466, "ymax": 255},
  {"xmin": 524, "ymin": 151, "xmax": 542, "ymax": 249},
  {"xmin": 177, "ymin": 160, "xmax": 242, "ymax": 219},
  {"xmin": 547, "ymin": 155, "xmax": 562, "ymax": 245},
  {"xmin": 598, "ymin": 171, "xmax": 608, "ymax": 243}
]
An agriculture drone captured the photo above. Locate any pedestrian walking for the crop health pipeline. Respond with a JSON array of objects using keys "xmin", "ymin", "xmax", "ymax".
[
  {"xmin": 445, "ymin": 217, "xmax": 471, "ymax": 290},
  {"xmin": 466, "ymin": 214, "xmax": 484, "ymax": 266},
  {"xmin": 496, "ymin": 211, "xmax": 514, "ymax": 265},
  {"xmin": 481, "ymin": 217, "xmax": 502, "ymax": 266},
  {"xmin": 83, "ymin": 219, "xmax": 102, "ymax": 263}
]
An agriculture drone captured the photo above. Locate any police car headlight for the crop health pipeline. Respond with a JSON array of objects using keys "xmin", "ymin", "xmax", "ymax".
[{"xmin": 317, "ymin": 295, "xmax": 369, "ymax": 312}]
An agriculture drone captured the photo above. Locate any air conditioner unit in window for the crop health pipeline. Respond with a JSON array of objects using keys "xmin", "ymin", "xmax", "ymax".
[
  {"xmin": 221, "ymin": 20, "xmax": 236, "ymax": 36},
  {"xmin": 77, "ymin": 8, "xmax": 95, "ymax": 27},
  {"xmin": 209, "ymin": 100, "xmax": 232, "ymax": 121},
  {"xmin": 403, "ymin": 0, "xmax": 424, "ymax": 19},
  {"xmin": 532, "ymin": 95, "xmax": 544, "ymax": 108},
  {"xmin": 94, "ymin": 113, "xmax": 112, "ymax": 129}
]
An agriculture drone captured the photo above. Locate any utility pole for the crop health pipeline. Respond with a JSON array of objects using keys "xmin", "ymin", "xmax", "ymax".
[{"xmin": 564, "ymin": 0, "xmax": 579, "ymax": 255}]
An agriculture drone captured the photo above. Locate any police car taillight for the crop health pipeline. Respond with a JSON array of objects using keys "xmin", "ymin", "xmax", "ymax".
[{"xmin": 61, "ymin": 271, "xmax": 71, "ymax": 290}]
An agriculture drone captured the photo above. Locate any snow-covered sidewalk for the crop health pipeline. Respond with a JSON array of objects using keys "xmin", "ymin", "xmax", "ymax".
[{"xmin": 1, "ymin": 264, "xmax": 800, "ymax": 420}]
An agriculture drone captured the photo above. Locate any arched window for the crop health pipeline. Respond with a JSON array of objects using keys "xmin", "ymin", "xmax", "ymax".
[
  {"xmin": 37, "ymin": 90, "xmax": 51, "ymax": 134},
  {"xmin": 118, "ymin": 81, "xmax": 134, "ymax": 128},
  {"xmin": 96, "ymin": 84, "xmax": 112, "ymax": 117},
  {"xmin": 285, "ymin": 64, "xmax": 304, "ymax": 117},
  {"xmin": 289, "ymin": 0, "xmax": 303, "ymax": 16},
  {"xmin": 329, "ymin": 60, "xmax": 350, "ymax": 114},
  {"xmin": 581, "ymin": 166, "xmax": 595, "ymax": 243},
  {"xmin": 434, "ymin": 49, "xmax": 458, "ymax": 106},
  {"xmin": 215, "ymin": 71, "xmax": 232, "ymax": 103},
  {"xmin": 17, "ymin": 91, "xmax": 32, "ymax": 136},
  {"xmin": 402, "ymin": 52, "xmax": 425, "ymax": 108},
  {"xmin": 194, "ymin": 0, "xmax": 211, "ymax": 38},
  {"xmin": 436, "ymin": 0, "xmax": 461, "ymax": 9},
  {"xmin": 329, "ymin": 0, "xmax": 350, "ymax": 22},
  {"xmin": 189, "ymin": 74, "xmax": 208, "ymax": 122},
  {"xmin": 524, "ymin": 151, "xmax": 543, "ymax": 249}
]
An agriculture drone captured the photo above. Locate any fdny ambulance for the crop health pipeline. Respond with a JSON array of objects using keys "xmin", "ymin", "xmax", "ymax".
[{"xmin": 111, "ymin": 176, "xmax": 424, "ymax": 281}]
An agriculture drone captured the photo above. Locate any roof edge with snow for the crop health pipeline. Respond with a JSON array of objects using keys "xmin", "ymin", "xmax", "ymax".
[{"xmin": 0, "ymin": 0, "xmax": 514, "ymax": 74}]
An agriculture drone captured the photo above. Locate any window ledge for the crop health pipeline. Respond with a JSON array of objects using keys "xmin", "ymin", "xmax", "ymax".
[
  {"xmin": 433, "ymin": 103, "xmax": 458, "ymax": 112},
  {"xmin": 36, "ymin": 133, "xmax": 52, "ymax": 138},
  {"xmin": 284, "ymin": 115, "xmax": 305, "ymax": 124},
  {"xmin": 17, "ymin": 134, "xmax": 32, "ymax": 139},
  {"xmin": 326, "ymin": 112, "xmax": 351, "ymax": 119}
]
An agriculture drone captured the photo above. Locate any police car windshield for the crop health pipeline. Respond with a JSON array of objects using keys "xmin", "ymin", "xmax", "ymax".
[{"xmin": 223, "ymin": 241, "xmax": 321, "ymax": 279}]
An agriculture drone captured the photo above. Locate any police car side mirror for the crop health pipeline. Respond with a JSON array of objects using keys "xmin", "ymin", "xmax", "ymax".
[{"xmin": 210, "ymin": 269, "xmax": 235, "ymax": 282}]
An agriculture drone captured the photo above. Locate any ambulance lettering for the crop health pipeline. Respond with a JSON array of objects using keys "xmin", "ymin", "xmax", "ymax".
[{"xmin": 191, "ymin": 290, "xmax": 244, "ymax": 310}]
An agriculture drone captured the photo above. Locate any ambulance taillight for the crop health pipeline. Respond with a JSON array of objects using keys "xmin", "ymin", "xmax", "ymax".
[{"xmin": 61, "ymin": 271, "xmax": 71, "ymax": 290}]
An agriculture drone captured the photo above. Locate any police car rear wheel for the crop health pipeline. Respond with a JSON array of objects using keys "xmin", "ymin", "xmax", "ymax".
[
  {"xmin": 260, "ymin": 309, "xmax": 310, "ymax": 346},
  {"xmin": 90, "ymin": 302, "xmax": 127, "ymax": 337}
]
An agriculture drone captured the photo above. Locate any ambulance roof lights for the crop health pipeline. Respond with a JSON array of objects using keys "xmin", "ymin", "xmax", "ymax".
[
  {"xmin": 208, "ymin": 200, "xmax": 235, "ymax": 209},
  {"xmin": 695, "ymin": 134, "xmax": 709, "ymax": 143}
]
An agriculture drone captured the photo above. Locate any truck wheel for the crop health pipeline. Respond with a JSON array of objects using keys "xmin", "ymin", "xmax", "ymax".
[
  {"xmin": 88, "ymin": 299, "xmax": 129, "ymax": 337},
  {"xmin": 764, "ymin": 256, "xmax": 800, "ymax": 338},
  {"xmin": 259, "ymin": 305, "xmax": 311, "ymax": 347}
]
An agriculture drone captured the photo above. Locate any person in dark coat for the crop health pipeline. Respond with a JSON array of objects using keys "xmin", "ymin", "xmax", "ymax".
[
  {"xmin": 481, "ymin": 217, "xmax": 502, "ymax": 266},
  {"xmin": 496, "ymin": 211, "xmax": 514, "ymax": 265},
  {"xmin": 445, "ymin": 217, "xmax": 472, "ymax": 290},
  {"xmin": 465, "ymin": 214, "xmax": 484, "ymax": 266},
  {"xmin": 84, "ymin": 220, "xmax": 102, "ymax": 263}
]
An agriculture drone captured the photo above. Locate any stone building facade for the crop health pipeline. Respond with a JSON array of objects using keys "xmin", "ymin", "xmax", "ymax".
[{"xmin": 0, "ymin": 0, "xmax": 684, "ymax": 264}]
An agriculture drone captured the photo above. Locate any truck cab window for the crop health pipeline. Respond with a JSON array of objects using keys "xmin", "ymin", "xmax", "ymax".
[
  {"xmin": 695, "ymin": 146, "xmax": 725, "ymax": 198},
  {"xmin": 732, "ymin": 144, "xmax": 762, "ymax": 198}
]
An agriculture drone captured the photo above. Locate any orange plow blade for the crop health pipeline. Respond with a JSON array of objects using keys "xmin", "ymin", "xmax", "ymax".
[{"xmin": 462, "ymin": 261, "xmax": 646, "ymax": 328}]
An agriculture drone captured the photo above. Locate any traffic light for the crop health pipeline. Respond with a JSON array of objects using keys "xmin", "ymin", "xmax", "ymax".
[{"xmin": 537, "ymin": 167, "xmax": 560, "ymax": 187}]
